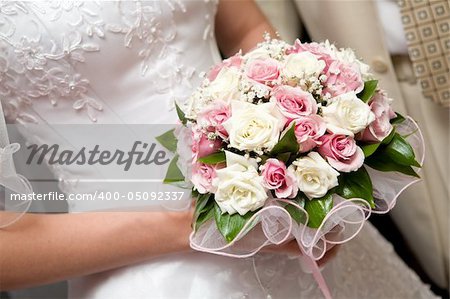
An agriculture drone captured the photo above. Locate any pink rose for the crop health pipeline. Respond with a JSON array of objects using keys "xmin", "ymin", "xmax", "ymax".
[
  {"xmin": 323, "ymin": 61, "xmax": 364, "ymax": 97},
  {"xmin": 192, "ymin": 130, "xmax": 222, "ymax": 160},
  {"xmin": 288, "ymin": 40, "xmax": 333, "ymax": 63},
  {"xmin": 292, "ymin": 115, "xmax": 327, "ymax": 153},
  {"xmin": 245, "ymin": 58, "xmax": 280, "ymax": 85},
  {"xmin": 318, "ymin": 134, "xmax": 364, "ymax": 172},
  {"xmin": 261, "ymin": 158, "xmax": 298, "ymax": 199},
  {"xmin": 208, "ymin": 54, "xmax": 243, "ymax": 82},
  {"xmin": 197, "ymin": 101, "xmax": 231, "ymax": 139},
  {"xmin": 191, "ymin": 162, "xmax": 221, "ymax": 194},
  {"xmin": 273, "ymin": 85, "xmax": 318, "ymax": 119},
  {"xmin": 360, "ymin": 91, "xmax": 396, "ymax": 143}
]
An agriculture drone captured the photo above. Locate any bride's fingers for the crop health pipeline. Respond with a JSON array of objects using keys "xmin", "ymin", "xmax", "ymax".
[
  {"xmin": 262, "ymin": 239, "xmax": 301, "ymax": 255},
  {"xmin": 317, "ymin": 244, "xmax": 340, "ymax": 267},
  {"xmin": 263, "ymin": 240, "xmax": 340, "ymax": 268}
]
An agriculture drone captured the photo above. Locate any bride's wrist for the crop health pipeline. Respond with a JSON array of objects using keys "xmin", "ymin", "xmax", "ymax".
[
  {"xmin": 168, "ymin": 210, "xmax": 194, "ymax": 252},
  {"xmin": 135, "ymin": 210, "xmax": 192, "ymax": 254}
]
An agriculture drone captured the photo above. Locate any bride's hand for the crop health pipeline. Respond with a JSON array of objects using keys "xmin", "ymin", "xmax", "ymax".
[
  {"xmin": 263, "ymin": 240, "xmax": 340, "ymax": 267},
  {"xmin": 161, "ymin": 208, "xmax": 195, "ymax": 252}
]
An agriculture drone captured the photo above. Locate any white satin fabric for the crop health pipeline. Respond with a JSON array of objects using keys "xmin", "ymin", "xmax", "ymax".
[
  {"xmin": 0, "ymin": 1, "xmax": 437, "ymax": 298},
  {"xmin": 69, "ymin": 223, "xmax": 437, "ymax": 299}
]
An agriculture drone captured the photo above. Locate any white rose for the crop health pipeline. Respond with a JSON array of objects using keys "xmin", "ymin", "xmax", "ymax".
[
  {"xmin": 213, "ymin": 151, "xmax": 267, "ymax": 215},
  {"xmin": 205, "ymin": 67, "xmax": 241, "ymax": 102},
  {"xmin": 244, "ymin": 47, "xmax": 272, "ymax": 63},
  {"xmin": 358, "ymin": 61, "xmax": 373, "ymax": 81},
  {"xmin": 322, "ymin": 92, "xmax": 375, "ymax": 136},
  {"xmin": 289, "ymin": 152, "xmax": 339, "ymax": 199},
  {"xmin": 222, "ymin": 101, "xmax": 286, "ymax": 152},
  {"xmin": 283, "ymin": 52, "xmax": 325, "ymax": 79}
]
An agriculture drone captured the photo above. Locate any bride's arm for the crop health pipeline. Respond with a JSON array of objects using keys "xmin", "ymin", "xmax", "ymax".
[
  {"xmin": 215, "ymin": 0, "xmax": 277, "ymax": 57},
  {"xmin": 0, "ymin": 210, "xmax": 192, "ymax": 290}
]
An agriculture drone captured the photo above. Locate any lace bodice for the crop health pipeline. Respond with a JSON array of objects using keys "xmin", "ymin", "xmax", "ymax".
[
  {"xmin": 0, "ymin": 0, "xmax": 221, "ymax": 204},
  {"xmin": 0, "ymin": 0, "xmax": 220, "ymax": 124}
]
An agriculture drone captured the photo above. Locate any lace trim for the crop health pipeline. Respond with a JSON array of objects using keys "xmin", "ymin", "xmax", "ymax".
[{"xmin": 0, "ymin": 0, "xmax": 217, "ymax": 123}]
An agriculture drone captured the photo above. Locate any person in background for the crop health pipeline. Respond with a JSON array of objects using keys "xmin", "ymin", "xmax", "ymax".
[{"xmin": 258, "ymin": 0, "xmax": 449, "ymax": 290}]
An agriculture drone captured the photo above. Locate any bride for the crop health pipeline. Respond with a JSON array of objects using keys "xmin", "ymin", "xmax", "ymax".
[{"xmin": 0, "ymin": 1, "xmax": 437, "ymax": 298}]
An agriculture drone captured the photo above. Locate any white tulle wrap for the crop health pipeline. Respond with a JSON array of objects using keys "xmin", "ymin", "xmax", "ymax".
[
  {"xmin": 190, "ymin": 117, "xmax": 425, "ymax": 299},
  {"xmin": 0, "ymin": 142, "xmax": 33, "ymax": 228},
  {"xmin": 0, "ymin": 100, "xmax": 33, "ymax": 228}
]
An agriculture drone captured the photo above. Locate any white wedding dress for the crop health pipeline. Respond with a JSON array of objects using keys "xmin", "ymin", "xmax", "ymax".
[{"xmin": 0, "ymin": 1, "xmax": 438, "ymax": 298}]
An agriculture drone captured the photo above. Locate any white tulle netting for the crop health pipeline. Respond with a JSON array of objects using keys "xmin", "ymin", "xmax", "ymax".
[
  {"xmin": 0, "ymin": 143, "xmax": 33, "ymax": 228},
  {"xmin": 190, "ymin": 117, "xmax": 425, "ymax": 298}
]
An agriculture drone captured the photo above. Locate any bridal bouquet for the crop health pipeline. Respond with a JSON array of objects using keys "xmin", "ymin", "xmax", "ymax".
[{"xmin": 157, "ymin": 36, "xmax": 424, "ymax": 297}]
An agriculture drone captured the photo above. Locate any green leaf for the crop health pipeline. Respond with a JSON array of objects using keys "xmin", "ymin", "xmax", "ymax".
[
  {"xmin": 336, "ymin": 166, "xmax": 375, "ymax": 208},
  {"xmin": 390, "ymin": 112, "xmax": 406, "ymax": 125},
  {"xmin": 195, "ymin": 203, "xmax": 215, "ymax": 231},
  {"xmin": 198, "ymin": 151, "xmax": 226, "ymax": 164},
  {"xmin": 357, "ymin": 80, "xmax": 378, "ymax": 103},
  {"xmin": 191, "ymin": 189, "xmax": 200, "ymax": 198},
  {"xmin": 194, "ymin": 193, "xmax": 214, "ymax": 231},
  {"xmin": 163, "ymin": 155, "xmax": 185, "ymax": 183},
  {"xmin": 284, "ymin": 194, "xmax": 307, "ymax": 225},
  {"xmin": 270, "ymin": 123, "xmax": 299, "ymax": 156},
  {"xmin": 361, "ymin": 142, "xmax": 381, "ymax": 157},
  {"xmin": 304, "ymin": 193, "xmax": 333, "ymax": 228},
  {"xmin": 360, "ymin": 125, "xmax": 396, "ymax": 157},
  {"xmin": 365, "ymin": 154, "xmax": 420, "ymax": 178},
  {"xmin": 384, "ymin": 133, "xmax": 421, "ymax": 167},
  {"xmin": 276, "ymin": 152, "xmax": 292, "ymax": 163},
  {"xmin": 381, "ymin": 128, "xmax": 396, "ymax": 145},
  {"xmin": 193, "ymin": 193, "xmax": 212, "ymax": 222},
  {"xmin": 175, "ymin": 102, "xmax": 187, "ymax": 125},
  {"xmin": 214, "ymin": 203, "xmax": 255, "ymax": 243},
  {"xmin": 259, "ymin": 155, "xmax": 269, "ymax": 164},
  {"xmin": 156, "ymin": 129, "xmax": 177, "ymax": 152}
]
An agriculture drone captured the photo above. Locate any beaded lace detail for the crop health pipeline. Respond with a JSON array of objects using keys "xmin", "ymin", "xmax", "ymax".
[{"xmin": 0, "ymin": 0, "xmax": 217, "ymax": 123}]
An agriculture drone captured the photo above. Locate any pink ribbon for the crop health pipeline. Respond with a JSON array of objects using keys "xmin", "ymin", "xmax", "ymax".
[{"xmin": 302, "ymin": 253, "xmax": 332, "ymax": 299}]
